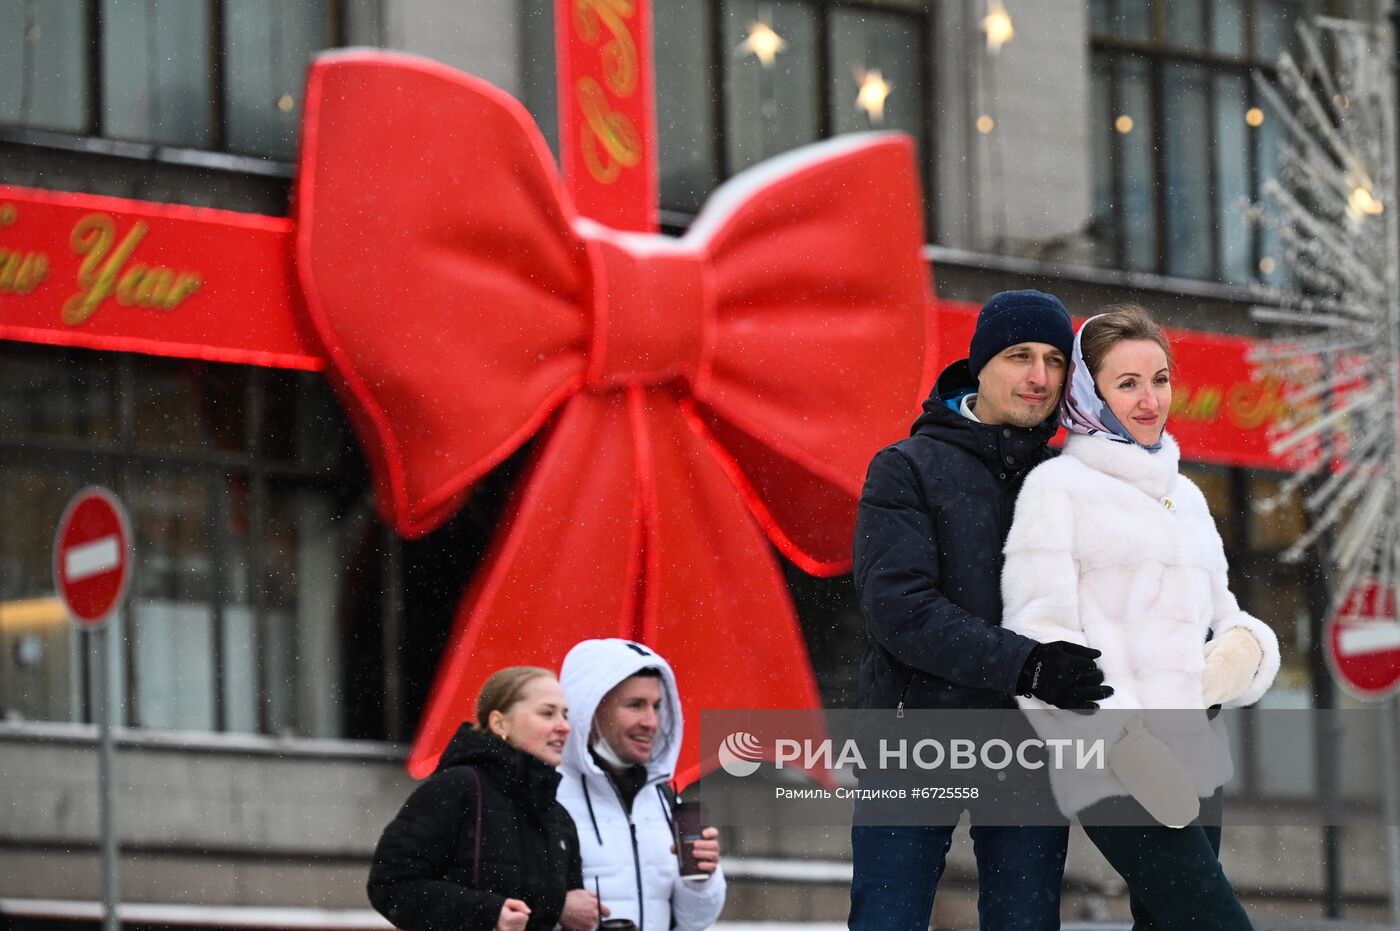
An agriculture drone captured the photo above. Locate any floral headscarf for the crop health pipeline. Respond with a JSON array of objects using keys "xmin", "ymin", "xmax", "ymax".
[{"xmin": 1060, "ymin": 314, "xmax": 1164, "ymax": 453}]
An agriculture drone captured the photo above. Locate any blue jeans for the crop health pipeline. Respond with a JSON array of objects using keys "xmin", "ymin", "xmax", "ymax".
[{"xmin": 848, "ymin": 823, "xmax": 1069, "ymax": 931}]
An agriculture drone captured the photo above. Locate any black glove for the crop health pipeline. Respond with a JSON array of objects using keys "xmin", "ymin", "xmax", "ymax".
[{"xmin": 1017, "ymin": 641, "xmax": 1114, "ymax": 710}]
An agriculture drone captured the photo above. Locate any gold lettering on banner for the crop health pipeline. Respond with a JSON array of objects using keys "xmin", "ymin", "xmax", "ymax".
[
  {"xmin": 1168, "ymin": 385, "xmax": 1223, "ymax": 422},
  {"xmin": 1226, "ymin": 376, "xmax": 1288, "ymax": 431},
  {"xmin": 62, "ymin": 213, "xmax": 201, "ymax": 325},
  {"xmin": 572, "ymin": 0, "xmax": 642, "ymax": 185},
  {"xmin": 573, "ymin": 0, "xmax": 638, "ymax": 96},
  {"xmin": 1162, "ymin": 378, "xmax": 1290, "ymax": 432},
  {"xmin": 577, "ymin": 76, "xmax": 642, "ymax": 183},
  {"xmin": 0, "ymin": 203, "xmax": 50, "ymax": 295}
]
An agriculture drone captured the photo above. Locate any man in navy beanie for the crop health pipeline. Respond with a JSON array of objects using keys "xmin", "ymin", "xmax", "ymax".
[{"xmin": 849, "ymin": 289, "xmax": 1112, "ymax": 930}]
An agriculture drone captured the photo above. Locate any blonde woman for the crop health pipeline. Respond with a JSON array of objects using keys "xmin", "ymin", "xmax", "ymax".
[
  {"xmin": 369, "ymin": 667, "xmax": 603, "ymax": 931},
  {"xmin": 1002, "ymin": 305, "xmax": 1280, "ymax": 930}
]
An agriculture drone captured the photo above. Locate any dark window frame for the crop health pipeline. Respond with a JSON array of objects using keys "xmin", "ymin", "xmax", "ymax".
[
  {"xmin": 0, "ymin": 343, "xmax": 382, "ymax": 738},
  {"xmin": 1, "ymin": 0, "xmax": 344, "ymax": 169},
  {"xmin": 651, "ymin": 0, "xmax": 934, "ymax": 234},
  {"xmin": 1090, "ymin": 0, "xmax": 1323, "ymax": 282}
]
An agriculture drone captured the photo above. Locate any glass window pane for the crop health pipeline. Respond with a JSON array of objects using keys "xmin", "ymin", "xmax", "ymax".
[
  {"xmin": 1094, "ymin": 0, "xmax": 1151, "ymax": 41},
  {"xmin": 101, "ymin": 0, "xmax": 214, "ymax": 147},
  {"xmin": 224, "ymin": 0, "xmax": 331, "ymax": 159},
  {"xmin": 128, "ymin": 469, "xmax": 216, "ymax": 729},
  {"xmin": 1248, "ymin": 473, "xmax": 1307, "ymax": 551},
  {"xmin": 1211, "ymin": 0, "xmax": 1246, "ymax": 56},
  {"xmin": 1181, "ymin": 463, "xmax": 1240, "ymax": 544},
  {"xmin": 520, "ymin": 0, "xmax": 559, "ymax": 158},
  {"xmin": 215, "ymin": 471, "xmax": 258, "ymax": 732},
  {"xmin": 0, "ymin": 344, "xmax": 118, "ymax": 443},
  {"xmin": 1163, "ymin": 62, "xmax": 1212, "ymax": 279},
  {"xmin": 266, "ymin": 483, "xmax": 347, "ymax": 736},
  {"xmin": 1254, "ymin": 94, "xmax": 1285, "ymax": 285},
  {"xmin": 259, "ymin": 369, "xmax": 333, "ymax": 465},
  {"xmin": 1091, "ymin": 54, "xmax": 1115, "ymax": 266},
  {"xmin": 722, "ymin": 0, "xmax": 820, "ymax": 173},
  {"xmin": 827, "ymin": 8, "xmax": 922, "ymax": 141},
  {"xmin": 1255, "ymin": 0, "xmax": 1303, "ymax": 62},
  {"xmin": 0, "ymin": 0, "xmax": 88, "ymax": 133},
  {"xmin": 132, "ymin": 359, "xmax": 250, "ymax": 455},
  {"xmin": 1116, "ymin": 56, "xmax": 1157, "ymax": 272},
  {"xmin": 1089, "ymin": 0, "xmax": 1113, "ymax": 35},
  {"xmin": 1163, "ymin": 0, "xmax": 1206, "ymax": 50},
  {"xmin": 1214, "ymin": 73, "xmax": 1251, "ymax": 283},
  {"xmin": 655, "ymin": 0, "xmax": 718, "ymax": 213}
]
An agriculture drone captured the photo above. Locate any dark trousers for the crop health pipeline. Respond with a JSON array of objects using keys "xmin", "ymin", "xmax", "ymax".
[
  {"xmin": 848, "ymin": 823, "xmax": 1069, "ymax": 931},
  {"xmin": 1080, "ymin": 792, "xmax": 1253, "ymax": 931}
]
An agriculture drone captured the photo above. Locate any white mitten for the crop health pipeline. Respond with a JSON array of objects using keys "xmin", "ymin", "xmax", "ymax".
[
  {"xmin": 1202, "ymin": 628, "xmax": 1264, "ymax": 707},
  {"xmin": 1108, "ymin": 717, "xmax": 1199, "ymax": 829}
]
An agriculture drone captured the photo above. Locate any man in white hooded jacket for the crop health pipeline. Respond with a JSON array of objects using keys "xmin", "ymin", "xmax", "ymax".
[{"xmin": 558, "ymin": 639, "xmax": 726, "ymax": 931}]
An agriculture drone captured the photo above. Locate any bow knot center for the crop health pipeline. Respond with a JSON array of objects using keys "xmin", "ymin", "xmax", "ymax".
[{"xmin": 586, "ymin": 238, "xmax": 709, "ymax": 391}]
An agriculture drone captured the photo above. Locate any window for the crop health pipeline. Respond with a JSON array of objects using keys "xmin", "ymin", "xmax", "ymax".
[
  {"xmin": 0, "ymin": 344, "xmax": 378, "ymax": 737},
  {"xmin": 652, "ymin": 0, "xmax": 930, "ymax": 222},
  {"xmin": 1, "ymin": 0, "xmax": 335, "ymax": 160},
  {"xmin": 1090, "ymin": 0, "xmax": 1307, "ymax": 283}
]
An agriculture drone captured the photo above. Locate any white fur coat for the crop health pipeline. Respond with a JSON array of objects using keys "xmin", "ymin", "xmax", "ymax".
[{"xmin": 1002, "ymin": 432, "xmax": 1281, "ymax": 814}]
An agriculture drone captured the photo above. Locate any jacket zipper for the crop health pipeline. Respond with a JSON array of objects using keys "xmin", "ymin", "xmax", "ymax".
[
  {"xmin": 628, "ymin": 814, "xmax": 645, "ymax": 930},
  {"xmin": 896, "ymin": 673, "xmax": 913, "ymax": 718},
  {"xmin": 606, "ymin": 777, "xmax": 646, "ymax": 930}
]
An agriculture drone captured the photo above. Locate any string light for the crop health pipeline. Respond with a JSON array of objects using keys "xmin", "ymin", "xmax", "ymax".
[
  {"xmin": 983, "ymin": 0, "xmax": 1014, "ymax": 53},
  {"xmin": 1348, "ymin": 184, "xmax": 1384, "ymax": 219},
  {"xmin": 1246, "ymin": 107, "xmax": 1265, "ymax": 127},
  {"xmin": 854, "ymin": 69, "xmax": 892, "ymax": 123},
  {"xmin": 742, "ymin": 22, "xmax": 785, "ymax": 68},
  {"xmin": 1115, "ymin": 114, "xmax": 1134, "ymax": 134},
  {"xmin": 976, "ymin": 114, "xmax": 995, "ymax": 134}
]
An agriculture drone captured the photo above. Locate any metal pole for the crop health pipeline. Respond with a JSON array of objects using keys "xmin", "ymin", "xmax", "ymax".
[
  {"xmin": 1384, "ymin": 4, "xmax": 1400, "ymax": 921},
  {"xmin": 93, "ymin": 625, "xmax": 120, "ymax": 931},
  {"xmin": 1382, "ymin": 698, "xmax": 1400, "ymax": 927},
  {"xmin": 1307, "ymin": 552, "xmax": 1342, "ymax": 917}
]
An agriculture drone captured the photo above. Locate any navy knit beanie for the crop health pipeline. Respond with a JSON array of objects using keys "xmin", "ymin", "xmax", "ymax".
[{"xmin": 967, "ymin": 289, "xmax": 1074, "ymax": 377}]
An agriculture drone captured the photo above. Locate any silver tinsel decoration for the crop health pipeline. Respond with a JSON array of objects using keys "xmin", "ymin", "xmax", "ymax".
[{"xmin": 1245, "ymin": 17, "xmax": 1400, "ymax": 615}]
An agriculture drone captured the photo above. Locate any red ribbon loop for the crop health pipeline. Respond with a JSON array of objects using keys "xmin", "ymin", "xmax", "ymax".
[{"xmin": 293, "ymin": 51, "xmax": 933, "ymax": 784}]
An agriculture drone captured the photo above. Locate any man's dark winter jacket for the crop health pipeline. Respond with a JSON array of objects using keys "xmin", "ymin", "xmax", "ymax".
[
  {"xmin": 854, "ymin": 359, "xmax": 1057, "ymax": 712},
  {"xmin": 368, "ymin": 724, "xmax": 582, "ymax": 931}
]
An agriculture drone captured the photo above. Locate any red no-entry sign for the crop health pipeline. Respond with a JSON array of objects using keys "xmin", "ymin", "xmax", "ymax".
[
  {"xmin": 1327, "ymin": 579, "xmax": 1400, "ymax": 701},
  {"xmin": 53, "ymin": 487, "xmax": 133, "ymax": 628}
]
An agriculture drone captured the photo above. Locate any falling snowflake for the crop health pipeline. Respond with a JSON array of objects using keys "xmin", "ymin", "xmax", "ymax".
[{"xmin": 1244, "ymin": 17, "xmax": 1400, "ymax": 612}]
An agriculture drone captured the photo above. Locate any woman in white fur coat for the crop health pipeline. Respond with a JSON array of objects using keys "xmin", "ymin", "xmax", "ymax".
[{"xmin": 1002, "ymin": 305, "xmax": 1280, "ymax": 931}]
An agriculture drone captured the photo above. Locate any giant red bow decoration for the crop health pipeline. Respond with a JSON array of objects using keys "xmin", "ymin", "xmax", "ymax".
[{"xmin": 295, "ymin": 51, "xmax": 932, "ymax": 784}]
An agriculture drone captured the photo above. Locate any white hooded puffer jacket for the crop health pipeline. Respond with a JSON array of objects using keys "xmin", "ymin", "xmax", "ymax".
[
  {"xmin": 558, "ymin": 639, "xmax": 726, "ymax": 931},
  {"xmin": 1001, "ymin": 432, "xmax": 1282, "ymax": 816}
]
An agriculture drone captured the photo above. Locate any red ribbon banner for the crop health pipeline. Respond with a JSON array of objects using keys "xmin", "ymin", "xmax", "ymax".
[
  {"xmin": 0, "ymin": 184, "xmax": 319, "ymax": 371},
  {"xmin": 555, "ymin": 0, "xmax": 659, "ymax": 232}
]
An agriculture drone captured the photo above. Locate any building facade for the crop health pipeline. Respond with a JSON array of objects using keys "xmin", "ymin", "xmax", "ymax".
[{"xmin": 1, "ymin": 0, "xmax": 1395, "ymax": 925}]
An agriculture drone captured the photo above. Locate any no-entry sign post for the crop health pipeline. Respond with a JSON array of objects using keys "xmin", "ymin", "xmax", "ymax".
[
  {"xmin": 54, "ymin": 487, "xmax": 132, "ymax": 931},
  {"xmin": 1327, "ymin": 579, "xmax": 1400, "ymax": 700},
  {"xmin": 1325, "ymin": 577, "xmax": 1400, "ymax": 925}
]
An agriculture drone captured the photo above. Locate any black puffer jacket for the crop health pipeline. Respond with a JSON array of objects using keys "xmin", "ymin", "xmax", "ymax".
[
  {"xmin": 368, "ymin": 724, "xmax": 582, "ymax": 931},
  {"xmin": 854, "ymin": 360, "xmax": 1057, "ymax": 712}
]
